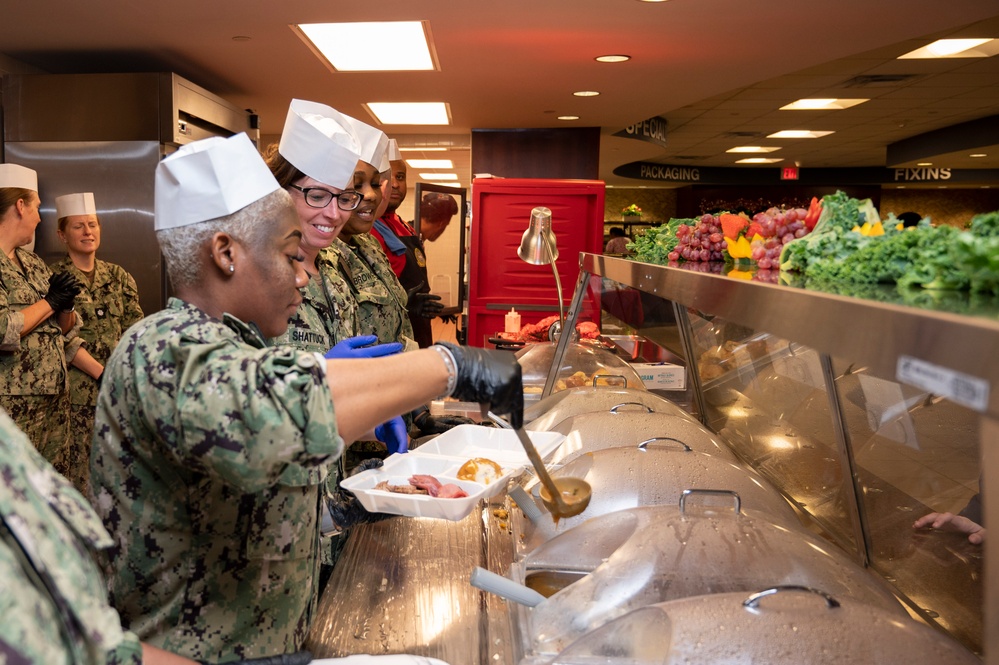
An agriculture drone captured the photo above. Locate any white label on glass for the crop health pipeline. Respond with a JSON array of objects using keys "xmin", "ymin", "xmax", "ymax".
[{"xmin": 896, "ymin": 355, "xmax": 989, "ymax": 413}]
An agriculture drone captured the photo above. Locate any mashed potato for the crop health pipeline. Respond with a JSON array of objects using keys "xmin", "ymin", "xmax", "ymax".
[{"xmin": 457, "ymin": 457, "xmax": 503, "ymax": 485}]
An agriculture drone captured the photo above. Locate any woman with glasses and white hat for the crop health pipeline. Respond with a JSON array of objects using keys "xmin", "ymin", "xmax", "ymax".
[
  {"xmin": 263, "ymin": 99, "xmax": 407, "ymax": 572},
  {"xmin": 89, "ymin": 133, "xmax": 523, "ymax": 663},
  {"xmin": 49, "ymin": 191, "xmax": 143, "ymax": 494},
  {"xmin": 0, "ymin": 163, "xmax": 93, "ymax": 478}
]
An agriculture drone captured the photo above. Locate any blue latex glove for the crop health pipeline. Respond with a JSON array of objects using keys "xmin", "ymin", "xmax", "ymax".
[
  {"xmin": 375, "ymin": 416, "xmax": 409, "ymax": 454},
  {"xmin": 325, "ymin": 334, "xmax": 403, "ymax": 360}
]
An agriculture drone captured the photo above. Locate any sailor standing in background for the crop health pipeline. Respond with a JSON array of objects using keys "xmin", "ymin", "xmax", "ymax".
[
  {"xmin": 49, "ymin": 192, "xmax": 143, "ymax": 494},
  {"xmin": 370, "ymin": 139, "xmax": 443, "ymax": 349},
  {"xmin": 0, "ymin": 163, "xmax": 96, "ymax": 480}
]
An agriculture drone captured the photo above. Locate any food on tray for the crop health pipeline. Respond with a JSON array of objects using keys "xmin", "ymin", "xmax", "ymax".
[
  {"xmin": 516, "ymin": 315, "xmax": 601, "ymax": 342},
  {"xmin": 373, "ymin": 474, "xmax": 469, "ymax": 499},
  {"xmin": 457, "ymin": 457, "xmax": 503, "ymax": 484}
]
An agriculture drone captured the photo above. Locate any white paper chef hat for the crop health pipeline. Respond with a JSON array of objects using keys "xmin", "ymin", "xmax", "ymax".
[
  {"xmin": 154, "ymin": 133, "xmax": 280, "ymax": 231},
  {"xmin": 55, "ymin": 192, "xmax": 97, "ymax": 218},
  {"xmin": 0, "ymin": 164, "xmax": 38, "ymax": 191},
  {"xmin": 332, "ymin": 111, "xmax": 390, "ymax": 172},
  {"xmin": 279, "ymin": 99, "xmax": 362, "ymax": 190},
  {"xmin": 387, "ymin": 138, "xmax": 403, "ymax": 162}
]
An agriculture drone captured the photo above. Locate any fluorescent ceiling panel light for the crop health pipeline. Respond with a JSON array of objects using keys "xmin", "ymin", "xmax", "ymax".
[
  {"xmin": 406, "ymin": 159, "xmax": 453, "ymax": 168},
  {"xmin": 767, "ymin": 130, "xmax": 834, "ymax": 139},
  {"xmin": 295, "ymin": 21, "xmax": 436, "ymax": 71},
  {"xmin": 780, "ymin": 98, "xmax": 869, "ymax": 110},
  {"xmin": 399, "ymin": 147, "xmax": 447, "ymax": 152},
  {"xmin": 726, "ymin": 146, "xmax": 781, "ymax": 153},
  {"xmin": 736, "ymin": 157, "xmax": 782, "ymax": 164},
  {"xmin": 898, "ymin": 38, "xmax": 998, "ymax": 59},
  {"xmin": 558, "ymin": 115, "xmax": 580, "ymax": 120},
  {"xmin": 917, "ymin": 162, "xmax": 933, "ymax": 166},
  {"xmin": 970, "ymin": 153, "xmax": 987, "ymax": 158},
  {"xmin": 419, "ymin": 172, "xmax": 458, "ymax": 180},
  {"xmin": 573, "ymin": 90, "xmax": 600, "ymax": 97},
  {"xmin": 366, "ymin": 102, "xmax": 450, "ymax": 125},
  {"xmin": 595, "ymin": 54, "xmax": 630, "ymax": 63}
]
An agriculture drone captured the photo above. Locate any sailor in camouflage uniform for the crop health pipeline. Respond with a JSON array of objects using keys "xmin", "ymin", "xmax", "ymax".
[
  {"xmin": 49, "ymin": 192, "xmax": 143, "ymax": 495},
  {"xmin": 0, "ymin": 164, "xmax": 93, "ymax": 479},
  {"xmin": 0, "ymin": 405, "xmax": 201, "ymax": 664},
  {"xmin": 263, "ymin": 100, "xmax": 404, "ymax": 571},
  {"xmin": 89, "ymin": 133, "xmax": 524, "ymax": 662}
]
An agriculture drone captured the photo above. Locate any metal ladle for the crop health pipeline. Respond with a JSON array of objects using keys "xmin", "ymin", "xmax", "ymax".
[{"xmin": 487, "ymin": 411, "xmax": 592, "ymax": 519}]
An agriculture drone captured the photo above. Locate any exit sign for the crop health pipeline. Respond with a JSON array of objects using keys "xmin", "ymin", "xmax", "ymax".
[{"xmin": 781, "ymin": 166, "xmax": 800, "ymax": 180}]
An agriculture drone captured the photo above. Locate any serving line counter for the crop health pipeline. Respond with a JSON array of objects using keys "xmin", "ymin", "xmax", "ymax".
[{"xmin": 307, "ymin": 253, "xmax": 997, "ymax": 663}]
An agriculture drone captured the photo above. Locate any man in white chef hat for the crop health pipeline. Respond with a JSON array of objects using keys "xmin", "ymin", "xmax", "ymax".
[{"xmin": 90, "ymin": 132, "xmax": 524, "ymax": 662}]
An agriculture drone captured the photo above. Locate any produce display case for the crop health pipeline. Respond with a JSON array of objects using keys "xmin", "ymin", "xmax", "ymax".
[
  {"xmin": 307, "ymin": 252, "xmax": 997, "ymax": 663},
  {"xmin": 548, "ymin": 253, "xmax": 997, "ymax": 660}
]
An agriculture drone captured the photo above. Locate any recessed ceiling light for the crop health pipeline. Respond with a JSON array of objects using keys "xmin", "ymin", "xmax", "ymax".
[
  {"xmin": 726, "ymin": 146, "xmax": 781, "ymax": 153},
  {"xmin": 735, "ymin": 158, "xmax": 782, "ymax": 164},
  {"xmin": 558, "ymin": 115, "xmax": 580, "ymax": 121},
  {"xmin": 917, "ymin": 162, "xmax": 933, "ymax": 166},
  {"xmin": 294, "ymin": 21, "xmax": 436, "ymax": 71},
  {"xmin": 970, "ymin": 153, "xmax": 987, "ymax": 158},
  {"xmin": 406, "ymin": 159, "xmax": 453, "ymax": 168},
  {"xmin": 365, "ymin": 102, "xmax": 450, "ymax": 125},
  {"xmin": 767, "ymin": 130, "xmax": 834, "ymax": 139},
  {"xmin": 898, "ymin": 38, "xmax": 998, "ymax": 59},
  {"xmin": 399, "ymin": 147, "xmax": 447, "ymax": 152},
  {"xmin": 419, "ymin": 173, "xmax": 458, "ymax": 180},
  {"xmin": 780, "ymin": 98, "xmax": 869, "ymax": 110},
  {"xmin": 573, "ymin": 90, "xmax": 600, "ymax": 97},
  {"xmin": 595, "ymin": 54, "xmax": 630, "ymax": 63}
]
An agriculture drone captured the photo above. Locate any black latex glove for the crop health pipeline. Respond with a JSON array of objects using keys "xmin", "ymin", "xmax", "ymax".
[
  {"xmin": 326, "ymin": 458, "xmax": 392, "ymax": 529},
  {"xmin": 413, "ymin": 410, "xmax": 476, "ymax": 436},
  {"xmin": 406, "ymin": 282, "xmax": 444, "ymax": 319},
  {"xmin": 437, "ymin": 341, "xmax": 524, "ymax": 429},
  {"xmin": 44, "ymin": 272, "xmax": 82, "ymax": 312}
]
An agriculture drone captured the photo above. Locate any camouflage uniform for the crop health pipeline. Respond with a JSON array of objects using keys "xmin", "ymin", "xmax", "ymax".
[
  {"xmin": 316, "ymin": 247, "xmax": 358, "ymax": 344},
  {"xmin": 0, "ymin": 408, "xmax": 142, "ymax": 664},
  {"xmin": 268, "ymin": 269, "xmax": 350, "ymax": 567},
  {"xmin": 90, "ymin": 298, "xmax": 343, "ymax": 662},
  {"xmin": 334, "ymin": 234, "xmax": 416, "ymax": 349},
  {"xmin": 49, "ymin": 257, "xmax": 143, "ymax": 495},
  {"xmin": 0, "ymin": 247, "xmax": 78, "ymax": 475}
]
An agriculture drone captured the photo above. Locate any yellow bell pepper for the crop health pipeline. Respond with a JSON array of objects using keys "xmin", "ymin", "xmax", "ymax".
[{"xmin": 724, "ymin": 235, "xmax": 753, "ymax": 259}]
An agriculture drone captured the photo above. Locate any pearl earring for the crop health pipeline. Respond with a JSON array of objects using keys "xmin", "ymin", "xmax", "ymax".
[{"xmin": 229, "ymin": 264, "xmax": 235, "ymax": 273}]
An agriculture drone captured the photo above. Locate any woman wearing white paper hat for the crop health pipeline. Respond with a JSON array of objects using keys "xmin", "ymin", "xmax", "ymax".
[
  {"xmin": 49, "ymin": 192, "xmax": 143, "ymax": 494},
  {"xmin": 89, "ymin": 132, "xmax": 523, "ymax": 662},
  {"xmin": 0, "ymin": 163, "xmax": 92, "ymax": 477},
  {"xmin": 263, "ymin": 99, "xmax": 408, "ymax": 575},
  {"xmin": 321, "ymin": 114, "xmax": 414, "ymax": 351}
]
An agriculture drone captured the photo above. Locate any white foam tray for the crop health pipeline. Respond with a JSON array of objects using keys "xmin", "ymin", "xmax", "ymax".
[{"xmin": 341, "ymin": 425, "xmax": 565, "ymax": 521}]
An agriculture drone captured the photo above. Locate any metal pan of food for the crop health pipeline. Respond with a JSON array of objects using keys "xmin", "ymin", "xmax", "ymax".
[
  {"xmin": 525, "ymin": 386, "xmax": 694, "ymax": 432},
  {"xmin": 515, "ymin": 497, "xmax": 905, "ymax": 657},
  {"xmin": 544, "ymin": 410, "xmax": 737, "ymax": 464},
  {"xmin": 545, "ymin": 586, "xmax": 977, "ymax": 664},
  {"xmin": 518, "ymin": 444, "xmax": 802, "ymax": 549}
]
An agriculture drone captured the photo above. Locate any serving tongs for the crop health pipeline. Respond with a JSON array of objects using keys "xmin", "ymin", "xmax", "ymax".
[{"xmin": 487, "ymin": 411, "xmax": 591, "ymax": 519}]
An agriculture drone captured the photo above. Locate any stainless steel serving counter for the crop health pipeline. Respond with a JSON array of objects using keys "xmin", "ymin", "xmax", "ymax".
[{"xmin": 307, "ymin": 254, "xmax": 997, "ymax": 663}]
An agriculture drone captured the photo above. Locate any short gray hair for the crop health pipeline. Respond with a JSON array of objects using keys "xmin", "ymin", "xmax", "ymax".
[{"xmin": 157, "ymin": 188, "xmax": 294, "ymax": 290}]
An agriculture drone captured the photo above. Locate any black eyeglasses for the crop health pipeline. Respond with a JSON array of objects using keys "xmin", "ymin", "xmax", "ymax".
[{"xmin": 288, "ymin": 184, "xmax": 362, "ymax": 211}]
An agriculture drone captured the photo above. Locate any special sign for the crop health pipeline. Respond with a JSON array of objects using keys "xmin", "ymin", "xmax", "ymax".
[{"xmin": 614, "ymin": 115, "xmax": 669, "ymax": 149}]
